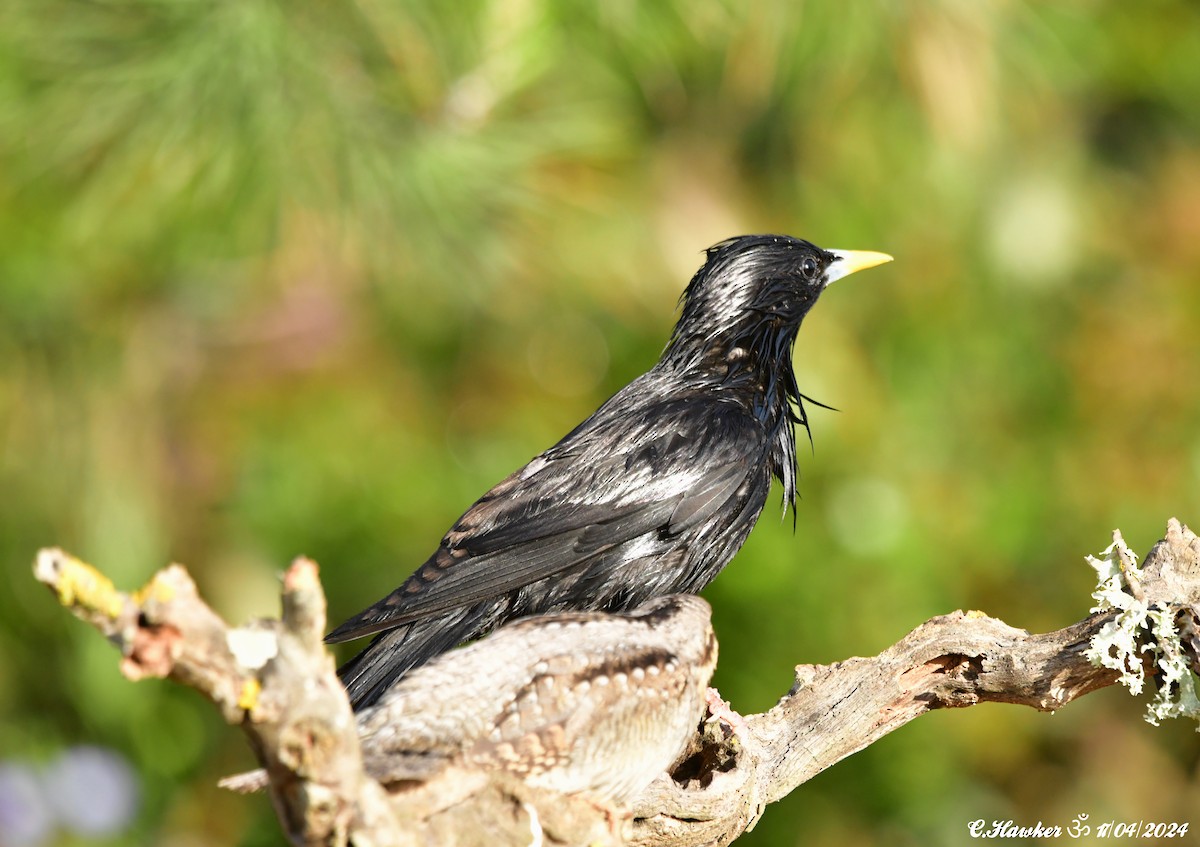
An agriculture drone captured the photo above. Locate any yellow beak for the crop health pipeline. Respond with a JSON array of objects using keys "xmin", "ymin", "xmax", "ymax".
[{"xmin": 825, "ymin": 249, "xmax": 894, "ymax": 285}]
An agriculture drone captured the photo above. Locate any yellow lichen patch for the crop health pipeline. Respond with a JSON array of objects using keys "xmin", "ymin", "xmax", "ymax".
[
  {"xmin": 238, "ymin": 678, "xmax": 262, "ymax": 713},
  {"xmin": 965, "ymin": 609, "xmax": 989, "ymax": 619},
  {"xmin": 133, "ymin": 572, "xmax": 177, "ymax": 607},
  {"xmin": 52, "ymin": 554, "xmax": 125, "ymax": 619}
]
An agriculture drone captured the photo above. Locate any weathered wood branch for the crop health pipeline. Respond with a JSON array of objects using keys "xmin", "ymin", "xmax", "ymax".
[
  {"xmin": 630, "ymin": 611, "xmax": 1121, "ymax": 847},
  {"xmin": 34, "ymin": 519, "xmax": 1200, "ymax": 847}
]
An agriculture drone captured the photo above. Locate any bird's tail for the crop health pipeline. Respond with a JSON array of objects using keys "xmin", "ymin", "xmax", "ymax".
[{"xmin": 337, "ymin": 606, "xmax": 494, "ymax": 710}]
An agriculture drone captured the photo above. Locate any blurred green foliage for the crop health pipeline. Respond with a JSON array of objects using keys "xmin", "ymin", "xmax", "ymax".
[{"xmin": 2, "ymin": 0, "xmax": 1198, "ymax": 844}]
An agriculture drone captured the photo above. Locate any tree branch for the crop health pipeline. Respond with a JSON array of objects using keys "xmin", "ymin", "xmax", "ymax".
[{"xmin": 34, "ymin": 519, "xmax": 1200, "ymax": 846}]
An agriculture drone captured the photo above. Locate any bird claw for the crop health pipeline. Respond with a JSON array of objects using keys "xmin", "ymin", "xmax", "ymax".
[
  {"xmin": 704, "ymin": 687, "xmax": 747, "ymax": 735},
  {"xmin": 579, "ymin": 795, "xmax": 631, "ymax": 844}
]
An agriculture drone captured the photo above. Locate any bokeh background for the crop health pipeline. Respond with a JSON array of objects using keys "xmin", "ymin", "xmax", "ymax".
[{"xmin": 2, "ymin": 1, "xmax": 1198, "ymax": 844}]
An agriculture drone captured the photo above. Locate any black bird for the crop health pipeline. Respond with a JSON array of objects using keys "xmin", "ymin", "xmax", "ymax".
[{"xmin": 328, "ymin": 234, "xmax": 891, "ymax": 709}]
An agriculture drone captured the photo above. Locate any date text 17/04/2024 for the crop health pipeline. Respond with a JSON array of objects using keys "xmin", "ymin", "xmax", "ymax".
[{"xmin": 968, "ymin": 817, "xmax": 1189, "ymax": 839}]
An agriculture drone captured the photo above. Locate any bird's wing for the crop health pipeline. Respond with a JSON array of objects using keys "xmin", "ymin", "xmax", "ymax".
[{"xmin": 325, "ymin": 395, "xmax": 762, "ymax": 642}]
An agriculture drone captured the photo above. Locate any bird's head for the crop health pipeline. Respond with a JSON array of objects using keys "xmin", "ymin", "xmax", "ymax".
[
  {"xmin": 664, "ymin": 234, "xmax": 892, "ymax": 371},
  {"xmin": 662, "ymin": 235, "xmax": 891, "ymax": 515}
]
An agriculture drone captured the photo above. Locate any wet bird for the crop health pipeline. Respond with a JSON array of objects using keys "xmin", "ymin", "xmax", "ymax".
[{"xmin": 328, "ymin": 234, "xmax": 891, "ymax": 709}]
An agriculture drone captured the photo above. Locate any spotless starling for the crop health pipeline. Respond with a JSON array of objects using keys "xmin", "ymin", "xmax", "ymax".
[{"xmin": 328, "ymin": 235, "xmax": 892, "ymax": 709}]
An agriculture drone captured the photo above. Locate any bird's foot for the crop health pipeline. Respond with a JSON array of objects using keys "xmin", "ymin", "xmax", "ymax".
[
  {"xmin": 581, "ymin": 795, "xmax": 631, "ymax": 844},
  {"xmin": 704, "ymin": 687, "xmax": 747, "ymax": 736}
]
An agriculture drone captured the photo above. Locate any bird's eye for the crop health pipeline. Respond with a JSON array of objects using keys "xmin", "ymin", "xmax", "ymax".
[{"xmin": 800, "ymin": 257, "xmax": 819, "ymax": 278}]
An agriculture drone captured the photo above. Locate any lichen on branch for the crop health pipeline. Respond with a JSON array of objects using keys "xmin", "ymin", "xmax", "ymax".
[{"xmin": 1085, "ymin": 519, "xmax": 1200, "ymax": 727}]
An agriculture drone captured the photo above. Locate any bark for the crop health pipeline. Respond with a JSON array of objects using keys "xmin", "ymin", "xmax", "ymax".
[{"xmin": 34, "ymin": 519, "xmax": 1200, "ymax": 847}]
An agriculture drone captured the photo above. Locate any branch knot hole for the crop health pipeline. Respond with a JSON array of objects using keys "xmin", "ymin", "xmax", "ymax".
[{"xmin": 933, "ymin": 652, "xmax": 984, "ymax": 682}]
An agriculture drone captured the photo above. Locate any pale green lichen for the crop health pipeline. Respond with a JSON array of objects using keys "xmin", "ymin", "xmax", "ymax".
[
  {"xmin": 1144, "ymin": 607, "xmax": 1200, "ymax": 725},
  {"xmin": 1084, "ymin": 536, "xmax": 1200, "ymax": 728}
]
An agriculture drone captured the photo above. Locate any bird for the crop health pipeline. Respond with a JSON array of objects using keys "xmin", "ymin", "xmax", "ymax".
[
  {"xmin": 222, "ymin": 595, "xmax": 717, "ymax": 805},
  {"xmin": 358, "ymin": 594, "xmax": 716, "ymax": 802},
  {"xmin": 328, "ymin": 234, "xmax": 892, "ymax": 709}
]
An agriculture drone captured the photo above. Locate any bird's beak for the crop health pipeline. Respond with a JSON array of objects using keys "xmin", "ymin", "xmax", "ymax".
[{"xmin": 824, "ymin": 249, "xmax": 894, "ymax": 286}]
